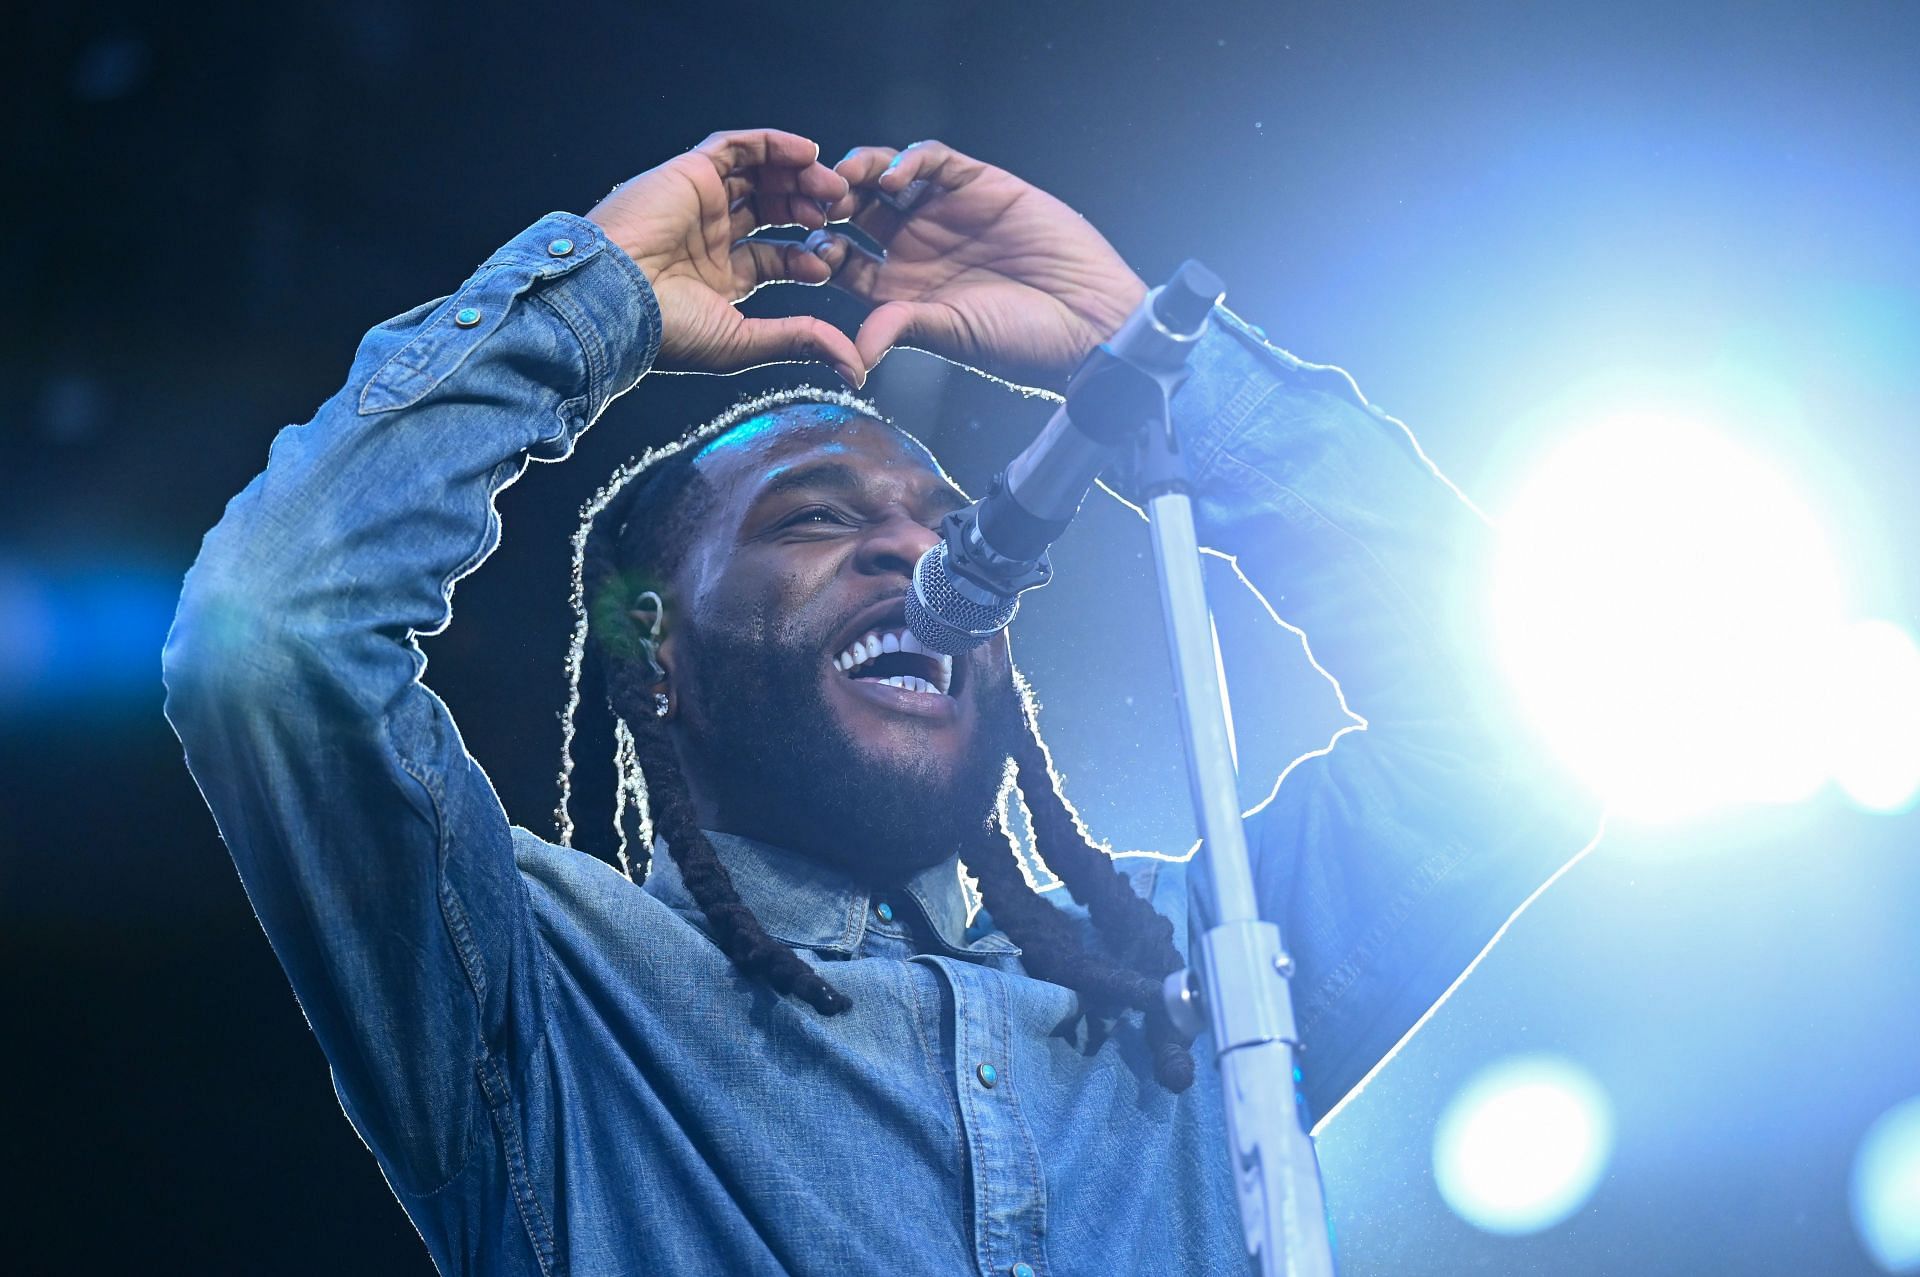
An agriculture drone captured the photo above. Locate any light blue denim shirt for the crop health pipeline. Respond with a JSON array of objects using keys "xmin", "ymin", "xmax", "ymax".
[{"xmin": 162, "ymin": 213, "xmax": 1597, "ymax": 1275}]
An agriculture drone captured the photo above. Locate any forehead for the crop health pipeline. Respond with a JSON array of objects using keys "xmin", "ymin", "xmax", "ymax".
[{"xmin": 690, "ymin": 404, "xmax": 954, "ymax": 501}]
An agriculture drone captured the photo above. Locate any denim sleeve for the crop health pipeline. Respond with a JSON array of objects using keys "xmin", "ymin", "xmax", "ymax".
[
  {"xmin": 160, "ymin": 213, "xmax": 659, "ymax": 1194},
  {"xmin": 1115, "ymin": 307, "xmax": 1601, "ymax": 1125}
]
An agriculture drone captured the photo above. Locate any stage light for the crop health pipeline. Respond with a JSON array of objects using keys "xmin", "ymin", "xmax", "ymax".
[
  {"xmin": 1827, "ymin": 620, "xmax": 1920, "ymax": 814},
  {"xmin": 1492, "ymin": 414, "xmax": 1846, "ymax": 821},
  {"xmin": 1851, "ymin": 1095, "xmax": 1920, "ymax": 1274},
  {"xmin": 1432, "ymin": 1055, "xmax": 1614, "ymax": 1237},
  {"xmin": 0, "ymin": 560, "xmax": 179, "ymax": 715}
]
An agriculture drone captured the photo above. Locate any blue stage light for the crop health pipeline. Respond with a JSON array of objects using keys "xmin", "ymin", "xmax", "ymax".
[
  {"xmin": 1432, "ymin": 1055, "xmax": 1614, "ymax": 1237},
  {"xmin": 1492, "ymin": 414, "xmax": 1849, "ymax": 821},
  {"xmin": 0, "ymin": 560, "xmax": 180, "ymax": 716},
  {"xmin": 1852, "ymin": 1095, "xmax": 1920, "ymax": 1274}
]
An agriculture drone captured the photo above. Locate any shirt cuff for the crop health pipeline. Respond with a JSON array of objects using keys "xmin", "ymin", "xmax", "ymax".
[{"xmin": 480, "ymin": 211, "xmax": 662, "ymax": 452}]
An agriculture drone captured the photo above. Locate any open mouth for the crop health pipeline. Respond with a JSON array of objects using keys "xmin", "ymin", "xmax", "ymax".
[{"xmin": 831, "ymin": 626, "xmax": 954, "ymax": 698}]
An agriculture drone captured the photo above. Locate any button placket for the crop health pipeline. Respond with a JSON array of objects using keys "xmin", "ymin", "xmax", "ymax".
[{"xmin": 932, "ymin": 956, "xmax": 1049, "ymax": 1277}]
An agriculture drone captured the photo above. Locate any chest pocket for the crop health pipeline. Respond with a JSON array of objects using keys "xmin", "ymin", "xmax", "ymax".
[{"xmin": 358, "ymin": 265, "xmax": 527, "ymax": 416}]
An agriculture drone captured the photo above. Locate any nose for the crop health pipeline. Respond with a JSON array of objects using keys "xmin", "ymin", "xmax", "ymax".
[{"xmin": 854, "ymin": 509, "xmax": 941, "ymax": 579}]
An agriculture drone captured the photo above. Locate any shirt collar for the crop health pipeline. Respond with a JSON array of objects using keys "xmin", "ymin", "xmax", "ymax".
[{"xmin": 641, "ymin": 830, "xmax": 1019, "ymax": 959}]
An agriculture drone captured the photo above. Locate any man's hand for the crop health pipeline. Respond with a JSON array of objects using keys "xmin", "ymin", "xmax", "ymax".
[
  {"xmin": 816, "ymin": 141, "xmax": 1147, "ymax": 392},
  {"xmin": 587, "ymin": 129, "xmax": 866, "ymax": 387}
]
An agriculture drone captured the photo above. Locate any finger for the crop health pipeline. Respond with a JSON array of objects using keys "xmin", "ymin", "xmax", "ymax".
[
  {"xmin": 792, "ymin": 160, "xmax": 849, "ymax": 206},
  {"xmin": 754, "ymin": 164, "xmax": 843, "ymax": 225},
  {"xmin": 728, "ymin": 165, "xmax": 826, "ymax": 236},
  {"xmin": 878, "ymin": 139, "xmax": 985, "ymax": 197},
  {"xmin": 836, "ymin": 140, "xmax": 985, "ymax": 247},
  {"xmin": 732, "ymin": 238, "xmax": 833, "ymax": 291},
  {"xmin": 801, "ymin": 229, "xmax": 884, "ymax": 297},
  {"xmin": 697, "ymin": 130, "xmax": 847, "ymax": 225},
  {"xmin": 833, "ymin": 145, "xmax": 900, "ymax": 188},
  {"xmin": 696, "ymin": 128, "xmax": 822, "ymax": 179},
  {"xmin": 826, "ymin": 146, "xmax": 900, "ymax": 219},
  {"xmin": 853, "ymin": 300, "xmax": 932, "ymax": 372},
  {"xmin": 729, "ymin": 314, "xmax": 866, "ymax": 389}
]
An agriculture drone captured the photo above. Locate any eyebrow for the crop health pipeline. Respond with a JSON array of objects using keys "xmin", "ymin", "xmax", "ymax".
[{"xmin": 749, "ymin": 460, "xmax": 970, "ymax": 520}]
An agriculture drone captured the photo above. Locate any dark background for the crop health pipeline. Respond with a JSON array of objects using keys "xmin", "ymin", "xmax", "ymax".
[{"xmin": 5, "ymin": 1, "xmax": 1918, "ymax": 1273}]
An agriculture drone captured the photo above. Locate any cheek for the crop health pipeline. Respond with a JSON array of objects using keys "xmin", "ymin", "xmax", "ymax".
[{"xmin": 696, "ymin": 566, "xmax": 811, "ymax": 646}]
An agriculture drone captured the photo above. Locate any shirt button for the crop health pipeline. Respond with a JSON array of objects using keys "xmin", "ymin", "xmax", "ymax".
[
  {"xmin": 976, "ymin": 1062, "xmax": 999, "ymax": 1088},
  {"xmin": 874, "ymin": 901, "xmax": 895, "ymax": 924},
  {"xmin": 546, "ymin": 237, "xmax": 576, "ymax": 257},
  {"xmin": 453, "ymin": 306, "xmax": 482, "ymax": 328},
  {"xmin": 1011, "ymin": 1264, "xmax": 1034, "ymax": 1277}
]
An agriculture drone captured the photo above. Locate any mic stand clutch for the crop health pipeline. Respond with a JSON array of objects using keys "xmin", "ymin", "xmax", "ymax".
[{"xmin": 1097, "ymin": 263, "xmax": 1339, "ymax": 1277}]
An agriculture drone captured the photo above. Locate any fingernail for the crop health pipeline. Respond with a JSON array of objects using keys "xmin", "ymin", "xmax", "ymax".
[{"xmin": 803, "ymin": 228, "xmax": 836, "ymax": 259}]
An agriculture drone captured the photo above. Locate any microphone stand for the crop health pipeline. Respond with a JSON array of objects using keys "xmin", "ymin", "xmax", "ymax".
[{"xmin": 1083, "ymin": 264, "xmax": 1337, "ymax": 1277}]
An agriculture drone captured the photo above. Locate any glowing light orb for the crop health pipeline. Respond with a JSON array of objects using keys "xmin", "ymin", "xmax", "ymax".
[
  {"xmin": 1852, "ymin": 1095, "xmax": 1920, "ymax": 1273},
  {"xmin": 1432, "ymin": 1055, "xmax": 1614, "ymax": 1236},
  {"xmin": 1493, "ymin": 414, "xmax": 1846, "ymax": 820},
  {"xmin": 1827, "ymin": 620, "xmax": 1920, "ymax": 814}
]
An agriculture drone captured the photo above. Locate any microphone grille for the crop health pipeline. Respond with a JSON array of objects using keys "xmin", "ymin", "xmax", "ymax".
[{"xmin": 906, "ymin": 544, "xmax": 1019, "ymax": 656}]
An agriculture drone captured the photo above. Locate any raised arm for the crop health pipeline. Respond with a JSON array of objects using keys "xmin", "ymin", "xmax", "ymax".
[
  {"xmin": 1151, "ymin": 316, "xmax": 1601, "ymax": 1121},
  {"xmin": 813, "ymin": 139, "xmax": 1602, "ymax": 1122},
  {"xmin": 161, "ymin": 131, "xmax": 855, "ymax": 1200}
]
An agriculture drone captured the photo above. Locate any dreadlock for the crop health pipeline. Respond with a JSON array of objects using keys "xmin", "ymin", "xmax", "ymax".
[{"xmin": 559, "ymin": 387, "xmax": 1194, "ymax": 1090}]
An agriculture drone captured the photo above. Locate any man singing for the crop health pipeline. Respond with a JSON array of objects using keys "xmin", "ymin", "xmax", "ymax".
[{"xmin": 164, "ymin": 129, "xmax": 1596, "ymax": 1274}]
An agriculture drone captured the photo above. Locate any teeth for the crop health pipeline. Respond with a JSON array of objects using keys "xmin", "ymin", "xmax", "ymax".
[
  {"xmin": 829, "ymin": 625, "xmax": 956, "ymax": 695},
  {"xmin": 876, "ymin": 674, "xmax": 941, "ymax": 695}
]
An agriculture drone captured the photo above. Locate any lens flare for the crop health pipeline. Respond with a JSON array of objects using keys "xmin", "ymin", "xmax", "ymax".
[
  {"xmin": 1492, "ymin": 414, "xmax": 1846, "ymax": 820},
  {"xmin": 1827, "ymin": 620, "xmax": 1920, "ymax": 814},
  {"xmin": 1852, "ymin": 1095, "xmax": 1920, "ymax": 1274},
  {"xmin": 1432, "ymin": 1055, "xmax": 1615, "ymax": 1236}
]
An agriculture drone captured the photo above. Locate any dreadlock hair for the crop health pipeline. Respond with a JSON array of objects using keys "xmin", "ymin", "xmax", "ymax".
[{"xmin": 558, "ymin": 386, "xmax": 1195, "ymax": 1091}]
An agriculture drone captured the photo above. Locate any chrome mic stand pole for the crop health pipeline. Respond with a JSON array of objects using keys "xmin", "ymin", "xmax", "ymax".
[{"xmin": 1102, "ymin": 263, "xmax": 1337, "ymax": 1277}]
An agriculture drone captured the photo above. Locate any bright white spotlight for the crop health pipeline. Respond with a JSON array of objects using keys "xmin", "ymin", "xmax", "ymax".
[
  {"xmin": 1828, "ymin": 620, "xmax": 1920, "ymax": 814},
  {"xmin": 1492, "ymin": 414, "xmax": 1845, "ymax": 820},
  {"xmin": 1851, "ymin": 1095, "xmax": 1920, "ymax": 1273},
  {"xmin": 1432, "ymin": 1055, "xmax": 1614, "ymax": 1236}
]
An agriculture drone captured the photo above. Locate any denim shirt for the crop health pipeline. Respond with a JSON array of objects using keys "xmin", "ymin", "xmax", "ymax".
[{"xmin": 163, "ymin": 213, "xmax": 1598, "ymax": 1275}]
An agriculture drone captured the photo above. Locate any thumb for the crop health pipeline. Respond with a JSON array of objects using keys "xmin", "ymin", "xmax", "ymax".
[
  {"xmin": 727, "ymin": 315, "xmax": 866, "ymax": 389},
  {"xmin": 853, "ymin": 300, "xmax": 947, "ymax": 372}
]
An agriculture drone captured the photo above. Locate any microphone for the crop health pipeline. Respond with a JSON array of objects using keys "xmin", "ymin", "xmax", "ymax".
[{"xmin": 906, "ymin": 260, "xmax": 1225, "ymax": 655}]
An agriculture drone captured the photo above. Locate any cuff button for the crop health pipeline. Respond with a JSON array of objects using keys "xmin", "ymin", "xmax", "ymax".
[
  {"xmin": 546, "ymin": 237, "xmax": 576, "ymax": 258},
  {"xmin": 454, "ymin": 306, "xmax": 482, "ymax": 328}
]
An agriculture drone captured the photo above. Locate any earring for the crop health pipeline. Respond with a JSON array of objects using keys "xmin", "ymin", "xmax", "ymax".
[
  {"xmin": 630, "ymin": 590, "xmax": 668, "ymax": 683},
  {"xmin": 630, "ymin": 591, "xmax": 671, "ymax": 719}
]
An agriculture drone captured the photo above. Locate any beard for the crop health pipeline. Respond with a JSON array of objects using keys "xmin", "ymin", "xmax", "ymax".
[{"xmin": 678, "ymin": 607, "xmax": 1023, "ymax": 882}]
